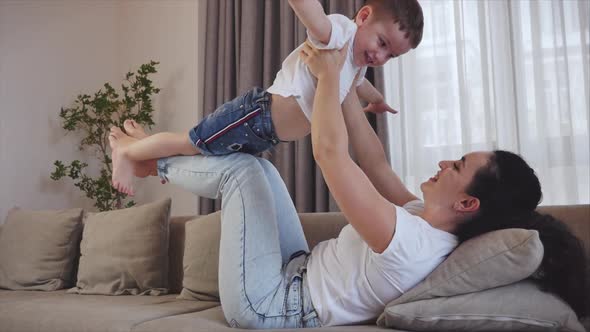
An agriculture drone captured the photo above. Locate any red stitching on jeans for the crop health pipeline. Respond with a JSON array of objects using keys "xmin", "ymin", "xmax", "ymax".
[{"xmin": 204, "ymin": 108, "xmax": 262, "ymax": 144}]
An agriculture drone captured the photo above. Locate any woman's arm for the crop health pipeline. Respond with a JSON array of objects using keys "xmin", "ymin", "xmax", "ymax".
[
  {"xmin": 341, "ymin": 89, "xmax": 419, "ymax": 206},
  {"xmin": 300, "ymin": 41, "xmax": 397, "ymax": 253},
  {"xmin": 356, "ymin": 79, "xmax": 397, "ymax": 114}
]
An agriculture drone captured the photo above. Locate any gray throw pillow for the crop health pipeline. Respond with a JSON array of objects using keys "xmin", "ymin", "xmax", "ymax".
[
  {"xmin": 384, "ymin": 228, "xmax": 544, "ymax": 307},
  {"xmin": 177, "ymin": 211, "xmax": 221, "ymax": 301},
  {"xmin": 379, "ymin": 280, "xmax": 585, "ymax": 332},
  {"xmin": 377, "ymin": 228, "xmax": 572, "ymax": 331},
  {"xmin": 0, "ymin": 207, "xmax": 83, "ymax": 290},
  {"xmin": 68, "ymin": 198, "xmax": 171, "ymax": 295}
]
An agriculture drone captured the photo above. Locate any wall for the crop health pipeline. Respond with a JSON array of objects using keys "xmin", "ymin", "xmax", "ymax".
[{"xmin": 0, "ymin": 0, "xmax": 205, "ymax": 222}]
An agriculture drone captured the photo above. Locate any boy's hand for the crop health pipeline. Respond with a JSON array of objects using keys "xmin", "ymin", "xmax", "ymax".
[
  {"xmin": 364, "ymin": 101, "xmax": 398, "ymax": 114},
  {"xmin": 300, "ymin": 40, "xmax": 348, "ymax": 79}
]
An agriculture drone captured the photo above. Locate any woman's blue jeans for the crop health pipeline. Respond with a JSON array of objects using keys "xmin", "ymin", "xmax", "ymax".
[{"xmin": 157, "ymin": 153, "xmax": 321, "ymax": 329}]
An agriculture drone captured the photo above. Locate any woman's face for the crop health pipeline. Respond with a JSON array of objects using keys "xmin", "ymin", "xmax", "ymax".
[{"xmin": 421, "ymin": 151, "xmax": 492, "ymax": 209}]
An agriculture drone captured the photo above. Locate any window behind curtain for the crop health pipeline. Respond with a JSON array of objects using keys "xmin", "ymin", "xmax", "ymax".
[{"xmin": 384, "ymin": 0, "xmax": 589, "ymax": 205}]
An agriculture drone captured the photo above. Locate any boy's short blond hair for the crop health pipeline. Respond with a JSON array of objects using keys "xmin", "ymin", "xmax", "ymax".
[{"xmin": 363, "ymin": 0, "xmax": 424, "ymax": 48}]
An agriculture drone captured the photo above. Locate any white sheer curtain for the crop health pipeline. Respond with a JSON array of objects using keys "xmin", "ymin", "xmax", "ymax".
[{"xmin": 384, "ymin": 0, "xmax": 589, "ymax": 205}]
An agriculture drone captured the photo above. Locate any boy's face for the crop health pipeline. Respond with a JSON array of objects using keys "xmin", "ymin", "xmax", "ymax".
[{"xmin": 353, "ymin": 6, "xmax": 412, "ymax": 67}]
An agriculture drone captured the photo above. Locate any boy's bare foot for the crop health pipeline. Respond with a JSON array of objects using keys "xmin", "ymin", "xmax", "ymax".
[
  {"xmin": 108, "ymin": 129, "xmax": 156, "ymax": 179},
  {"xmin": 122, "ymin": 120, "xmax": 166, "ymax": 183},
  {"xmin": 109, "ymin": 127, "xmax": 139, "ymax": 196},
  {"xmin": 109, "ymin": 126, "xmax": 166, "ymax": 187},
  {"xmin": 122, "ymin": 120, "xmax": 163, "ymax": 182},
  {"xmin": 123, "ymin": 119, "xmax": 148, "ymax": 139}
]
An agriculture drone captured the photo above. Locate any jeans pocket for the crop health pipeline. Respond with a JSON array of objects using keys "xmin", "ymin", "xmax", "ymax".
[{"xmin": 245, "ymin": 115, "xmax": 276, "ymax": 143}]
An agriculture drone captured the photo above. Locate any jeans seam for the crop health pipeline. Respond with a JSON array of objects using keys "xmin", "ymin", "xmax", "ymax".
[
  {"xmin": 162, "ymin": 160, "xmax": 259, "ymax": 319},
  {"xmin": 235, "ymin": 173, "xmax": 302, "ymax": 320},
  {"xmin": 282, "ymin": 281, "xmax": 290, "ymax": 316},
  {"xmin": 236, "ymin": 176, "xmax": 268, "ymax": 319}
]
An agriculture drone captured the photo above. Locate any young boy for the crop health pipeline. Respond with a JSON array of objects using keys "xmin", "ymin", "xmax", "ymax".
[{"xmin": 110, "ymin": 0, "xmax": 424, "ymax": 196}]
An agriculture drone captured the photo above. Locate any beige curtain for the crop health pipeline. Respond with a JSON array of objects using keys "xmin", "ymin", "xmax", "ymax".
[{"xmin": 200, "ymin": 0, "xmax": 389, "ymax": 214}]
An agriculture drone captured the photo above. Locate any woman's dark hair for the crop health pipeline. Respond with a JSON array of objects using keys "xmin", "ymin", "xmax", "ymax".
[{"xmin": 455, "ymin": 150, "xmax": 588, "ymax": 318}]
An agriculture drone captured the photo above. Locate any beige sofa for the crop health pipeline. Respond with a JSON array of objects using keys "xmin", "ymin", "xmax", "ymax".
[{"xmin": 0, "ymin": 204, "xmax": 588, "ymax": 332}]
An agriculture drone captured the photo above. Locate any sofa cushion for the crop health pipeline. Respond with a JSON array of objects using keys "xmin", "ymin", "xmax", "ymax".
[
  {"xmin": 538, "ymin": 205, "xmax": 590, "ymax": 319},
  {"xmin": 377, "ymin": 228, "xmax": 557, "ymax": 330},
  {"xmin": 133, "ymin": 305, "xmax": 404, "ymax": 332},
  {"xmin": 68, "ymin": 198, "xmax": 171, "ymax": 295},
  {"xmin": 299, "ymin": 212, "xmax": 348, "ymax": 249},
  {"xmin": 0, "ymin": 207, "xmax": 83, "ymax": 291},
  {"xmin": 0, "ymin": 289, "xmax": 218, "ymax": 332},
  {"xmin": 178, "ymin": 211, "xmax": 221, "ymax": 301},
  {"xmin": 168, "ymin": 216, "xmax": 195, "ymax": 294},
  {"xmin": 378, "ymin": 280, "xmax": 585, "ymax": 332},
  {"xmin": 382, "ymin": 228, "xmax": 544, "ymax": 307}
]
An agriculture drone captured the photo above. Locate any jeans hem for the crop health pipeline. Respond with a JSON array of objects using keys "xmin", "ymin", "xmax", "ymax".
[{"xmin": 156, "ymin": 158, "xmax": 169, "ymax": 183}]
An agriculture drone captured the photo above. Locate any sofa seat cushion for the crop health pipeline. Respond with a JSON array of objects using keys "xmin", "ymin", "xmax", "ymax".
[
  {"xmin": 0, "ymin": 288, "xmax": 69, "ymax": 303},
  {"xmin": 0, "ymin": 290, "xmax": 218, "ymax": 332},
  {"xmin": 133, "ymin": 306, "xmax": 404, "ymax": 332}
]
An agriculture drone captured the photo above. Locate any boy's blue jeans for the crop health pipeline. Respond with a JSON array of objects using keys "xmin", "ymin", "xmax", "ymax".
[
  {"xmin": 157, "ymin": 153, "xmax": 321, "ymax": 329},
  {"xmin": 189, "ymin": 87, "xmax": 280, "ymax": 156}
]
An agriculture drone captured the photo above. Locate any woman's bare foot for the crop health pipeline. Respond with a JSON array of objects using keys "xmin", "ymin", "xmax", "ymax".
[
  {"xmin": 123, "ymin": 119, "xmax": 148, "ymax": 139},
  {"xmin": 109, "ymin": 127, "xmax": 139, "ymax": 196}
]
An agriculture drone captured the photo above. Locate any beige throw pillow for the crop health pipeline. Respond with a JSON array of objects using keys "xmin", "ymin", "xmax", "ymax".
[
  {"xmin": 0, "ymin": 207, "xmax": 83, "ymax": 291},
  {"xmin": 68, "ymin": 198, "xmax": 171, "ymax": 296},
  {"xmin": 379, "ymin": 280, "xmax": 585, "ymax": 332},
  {"xmin": 378, "ymin": 228, "xmax": 548, "ymax": 330},
  {"xmin": 386, "ymin": 228, "xmax": 544, "ymax": 307},
  {"xmin": 177, "ymin": 211, "xmax": 221, "ymax": 301}
]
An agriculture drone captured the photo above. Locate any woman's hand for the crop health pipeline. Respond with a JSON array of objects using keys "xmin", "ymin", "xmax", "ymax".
[{"xmin": 300, "ymin": 40, "xmax": 348, "ymax": 79}]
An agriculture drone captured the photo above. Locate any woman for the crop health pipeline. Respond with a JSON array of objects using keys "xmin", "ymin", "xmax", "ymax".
[{"xmin": 108, "ymin": 42, "xmax": 587, "ymax": 329}]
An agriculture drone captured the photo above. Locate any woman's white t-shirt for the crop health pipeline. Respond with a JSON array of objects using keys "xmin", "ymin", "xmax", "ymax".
[{"xmin": 306, "ymin": 200, "xmax": 458, "ymax": 326}]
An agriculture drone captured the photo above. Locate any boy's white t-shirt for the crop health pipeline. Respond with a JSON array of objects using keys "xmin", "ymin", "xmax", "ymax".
[
  {"xmin": 306, "ymin": 200, "xmax": 458, "ymax": 326},
  {"xmin": 267, "ymin": 14, "xmax": 367, "ymax": 121}
]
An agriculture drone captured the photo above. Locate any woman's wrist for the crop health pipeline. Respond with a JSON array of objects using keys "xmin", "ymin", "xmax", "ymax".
[{"xmin": 317, "ymin": 68, "xmax": 339, "ymax": 81}]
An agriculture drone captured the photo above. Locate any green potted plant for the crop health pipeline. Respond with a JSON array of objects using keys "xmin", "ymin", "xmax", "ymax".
[{"xmin": 51, "ymin": 61, "xmax": 160, "ymax": 211}]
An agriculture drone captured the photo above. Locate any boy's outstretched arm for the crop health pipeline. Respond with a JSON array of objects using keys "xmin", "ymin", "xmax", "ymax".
[
  {"xmin": 357, "ymin": 79, "xmax": 398, "ymax": 114},
  {"xmin": 288, "ymin": 0, "xmax": 332, "ymax": 44},
  {"xmin": 357, "ymin": 79, "xmax": 383, "ymax": 104}
]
